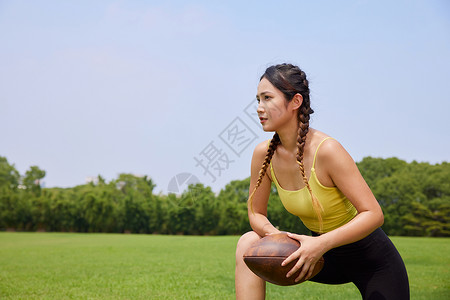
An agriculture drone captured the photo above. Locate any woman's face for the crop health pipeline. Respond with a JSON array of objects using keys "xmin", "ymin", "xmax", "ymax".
[{"xmin": 256, "ymin": 77, "xmax": 294, "ymax": 132}]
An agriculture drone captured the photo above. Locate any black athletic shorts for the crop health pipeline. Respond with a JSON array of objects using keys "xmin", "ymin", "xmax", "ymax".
[{"xmin": 310, "ymin": 228, "xmax": 410, "ymax": 300}]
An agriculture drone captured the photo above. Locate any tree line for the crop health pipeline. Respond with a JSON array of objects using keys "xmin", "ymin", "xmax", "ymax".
[{"xmin": 0, "ymin": 156, "xmax": 449, "ymax": 236}]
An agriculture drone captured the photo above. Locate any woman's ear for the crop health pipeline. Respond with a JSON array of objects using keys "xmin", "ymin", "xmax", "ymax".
[{"xmin": 291, "ymin": 93, "xmax": 303, "ymax": 110}]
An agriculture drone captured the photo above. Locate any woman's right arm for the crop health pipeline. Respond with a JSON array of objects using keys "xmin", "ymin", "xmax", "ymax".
[{"xmin": 248, "ymin": 141, "xmax": 280, "ymax": 237}]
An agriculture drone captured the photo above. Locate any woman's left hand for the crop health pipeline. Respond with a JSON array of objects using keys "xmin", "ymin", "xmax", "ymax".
[{"xmin": 282, "ymin": 232, "xmax": 327, "ymax": 282}]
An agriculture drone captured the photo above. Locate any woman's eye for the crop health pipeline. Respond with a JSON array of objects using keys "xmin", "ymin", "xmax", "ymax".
[{"xmin": 256, "ymin": 95, "xmax": 270, "ymax": 103}]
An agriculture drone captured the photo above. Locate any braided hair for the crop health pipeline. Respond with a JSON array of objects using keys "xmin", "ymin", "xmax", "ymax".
[
  {"xmin": 248, "ymin": 132, "xmax": 280, "ymax": 210},
  {"xmin": 249, "ymin": 63, "xmax": 324, "ymax": 231}
]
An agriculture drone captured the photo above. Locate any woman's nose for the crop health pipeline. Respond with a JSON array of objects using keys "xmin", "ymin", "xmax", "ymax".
[{"xmin": 257, "ymin": 102, "xmax": 265, "ymax": 114}]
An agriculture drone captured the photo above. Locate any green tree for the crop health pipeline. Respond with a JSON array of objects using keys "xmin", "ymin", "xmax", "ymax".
[
  {"xmin": 357, "ymin": 157, "xmax": 407, "ymax": 189},
  {"xmin": 216, "ymin": 179, "xmax": 251, "ymax": 235},
  {"xmin": 0, "ymin": 156, "xmax": 20, "ymax": 189},
  {"xmin": 191, "ymin": 183, "xmax": 219, "ymax": 235},
  {"xmin": 364, "ymin": 160, "xmax": 450, "ymax": 236},
  {"xmin": 23, "ymin": 166, "xmax": 46, "ymax": 196},
  {"xmin": 1, "ymin": 155, "xmax": 447, "ymax": 236},
  {"xmin": 44, "ymin": 188, "xmax": 78, "ymax": 232},
  {"xmin": 80, "ymin": 191, "xmax": 118, "ymax": 232},
  {"xmin": 115, "ymin": 173, "xmax": 156, "ymax": 233},
  {"xmin": 0, "ymin": 157, "xmax": 21, "ymax": 229},
  {"xmin": 149, "ymin": 194, "xmax": 167, "ymax": 234},
  {"xmin": 0, "ymin": 187, "xmax": 21, "ymax": 229}
]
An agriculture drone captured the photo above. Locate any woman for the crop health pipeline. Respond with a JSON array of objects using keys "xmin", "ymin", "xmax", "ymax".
[{"xmin": 235, "ymin": 63, "xmax": 409, "ymax": 299}]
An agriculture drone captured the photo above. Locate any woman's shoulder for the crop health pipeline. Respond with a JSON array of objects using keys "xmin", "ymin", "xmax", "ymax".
[
  {"xmin": 251, "ymin": 139, "xmax": 274, "ymax": 167},
  {"xmin": 310, "ymin": 129, "xmax": 340, "ymax": 147},
  {"xmin": 311, "ymin": 130, "xmax": 353, "ymax": 168},
  {"xmin": 310, "ymin": 129, "xmax": 348, "ymax": 159},
  {"xmin": 252, "ymin": 139, "xmax": 272, "ymax": 157},
  {"xmin": 251, "ymin": 139, "xmax": 274, "ymax": 181}
]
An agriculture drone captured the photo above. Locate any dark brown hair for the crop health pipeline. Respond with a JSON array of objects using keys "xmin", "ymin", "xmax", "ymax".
[{"xmin": 249, "ymin": 63, "xmax": 323, "ymax": 231}]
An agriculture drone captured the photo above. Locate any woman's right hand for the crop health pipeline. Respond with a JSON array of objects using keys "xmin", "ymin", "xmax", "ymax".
[{"xmin": 282, "ymin": 233, "xmax": 327, "ymax": 282}]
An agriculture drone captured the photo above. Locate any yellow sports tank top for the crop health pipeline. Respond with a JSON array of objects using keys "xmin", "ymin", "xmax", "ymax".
[{"xmin": 269, "ymin": 137, "xmax": 357, "ymax": 233}]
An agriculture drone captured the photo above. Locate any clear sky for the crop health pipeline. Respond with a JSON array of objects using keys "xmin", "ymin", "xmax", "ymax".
[{"xmin": 1, "ymin": 0, "xmax": 449, "ymax": 194}]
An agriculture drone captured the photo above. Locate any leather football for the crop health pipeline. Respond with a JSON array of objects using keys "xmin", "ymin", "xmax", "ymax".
[{"xmin": 243, "ymin": 232, "xmax": 324, "ymax": 286}]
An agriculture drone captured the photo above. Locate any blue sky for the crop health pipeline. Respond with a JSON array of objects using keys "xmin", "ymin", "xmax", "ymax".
[{"xmin": 1, "ymin": 0, "xmax": 449, "ymax": 194}]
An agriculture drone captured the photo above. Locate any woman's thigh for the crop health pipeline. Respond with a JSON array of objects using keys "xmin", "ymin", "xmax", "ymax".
[
  {"xmin": 310, "ymin": 227, "xmax": 409, "ymax": 293},
  {"xmin": 351, "ymin": 229, "xmax": 409, "ymax": 299}
]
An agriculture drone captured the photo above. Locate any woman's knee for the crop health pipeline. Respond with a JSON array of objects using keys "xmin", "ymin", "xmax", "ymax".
[{"xmin": 236, "ymin": 231, "xmax": 261, "ymax": 261}]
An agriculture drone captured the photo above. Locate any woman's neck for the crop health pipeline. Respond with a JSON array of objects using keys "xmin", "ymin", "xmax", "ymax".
[{"xmin": 277, "ymin": 121, "xmax": 311, "ymax": 153}]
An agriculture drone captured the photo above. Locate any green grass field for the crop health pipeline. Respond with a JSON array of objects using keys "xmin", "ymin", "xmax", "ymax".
[{"xmin": 0, "ymin": 232, "xmax": 449, "ymax": 299}]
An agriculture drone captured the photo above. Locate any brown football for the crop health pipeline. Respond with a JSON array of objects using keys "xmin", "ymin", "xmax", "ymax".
[{"xmin": 243, "ymin": 232, "xmax": 324, "ymax": 286}]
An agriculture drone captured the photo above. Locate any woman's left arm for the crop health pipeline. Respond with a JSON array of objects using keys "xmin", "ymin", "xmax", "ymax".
[
  {"xmin": 315, "ymin": 138, "xmax": 384, "ymax": 248},
  {"xmin": 283, "ymin": 139, "xmax": 384, "ymax": 281}
]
